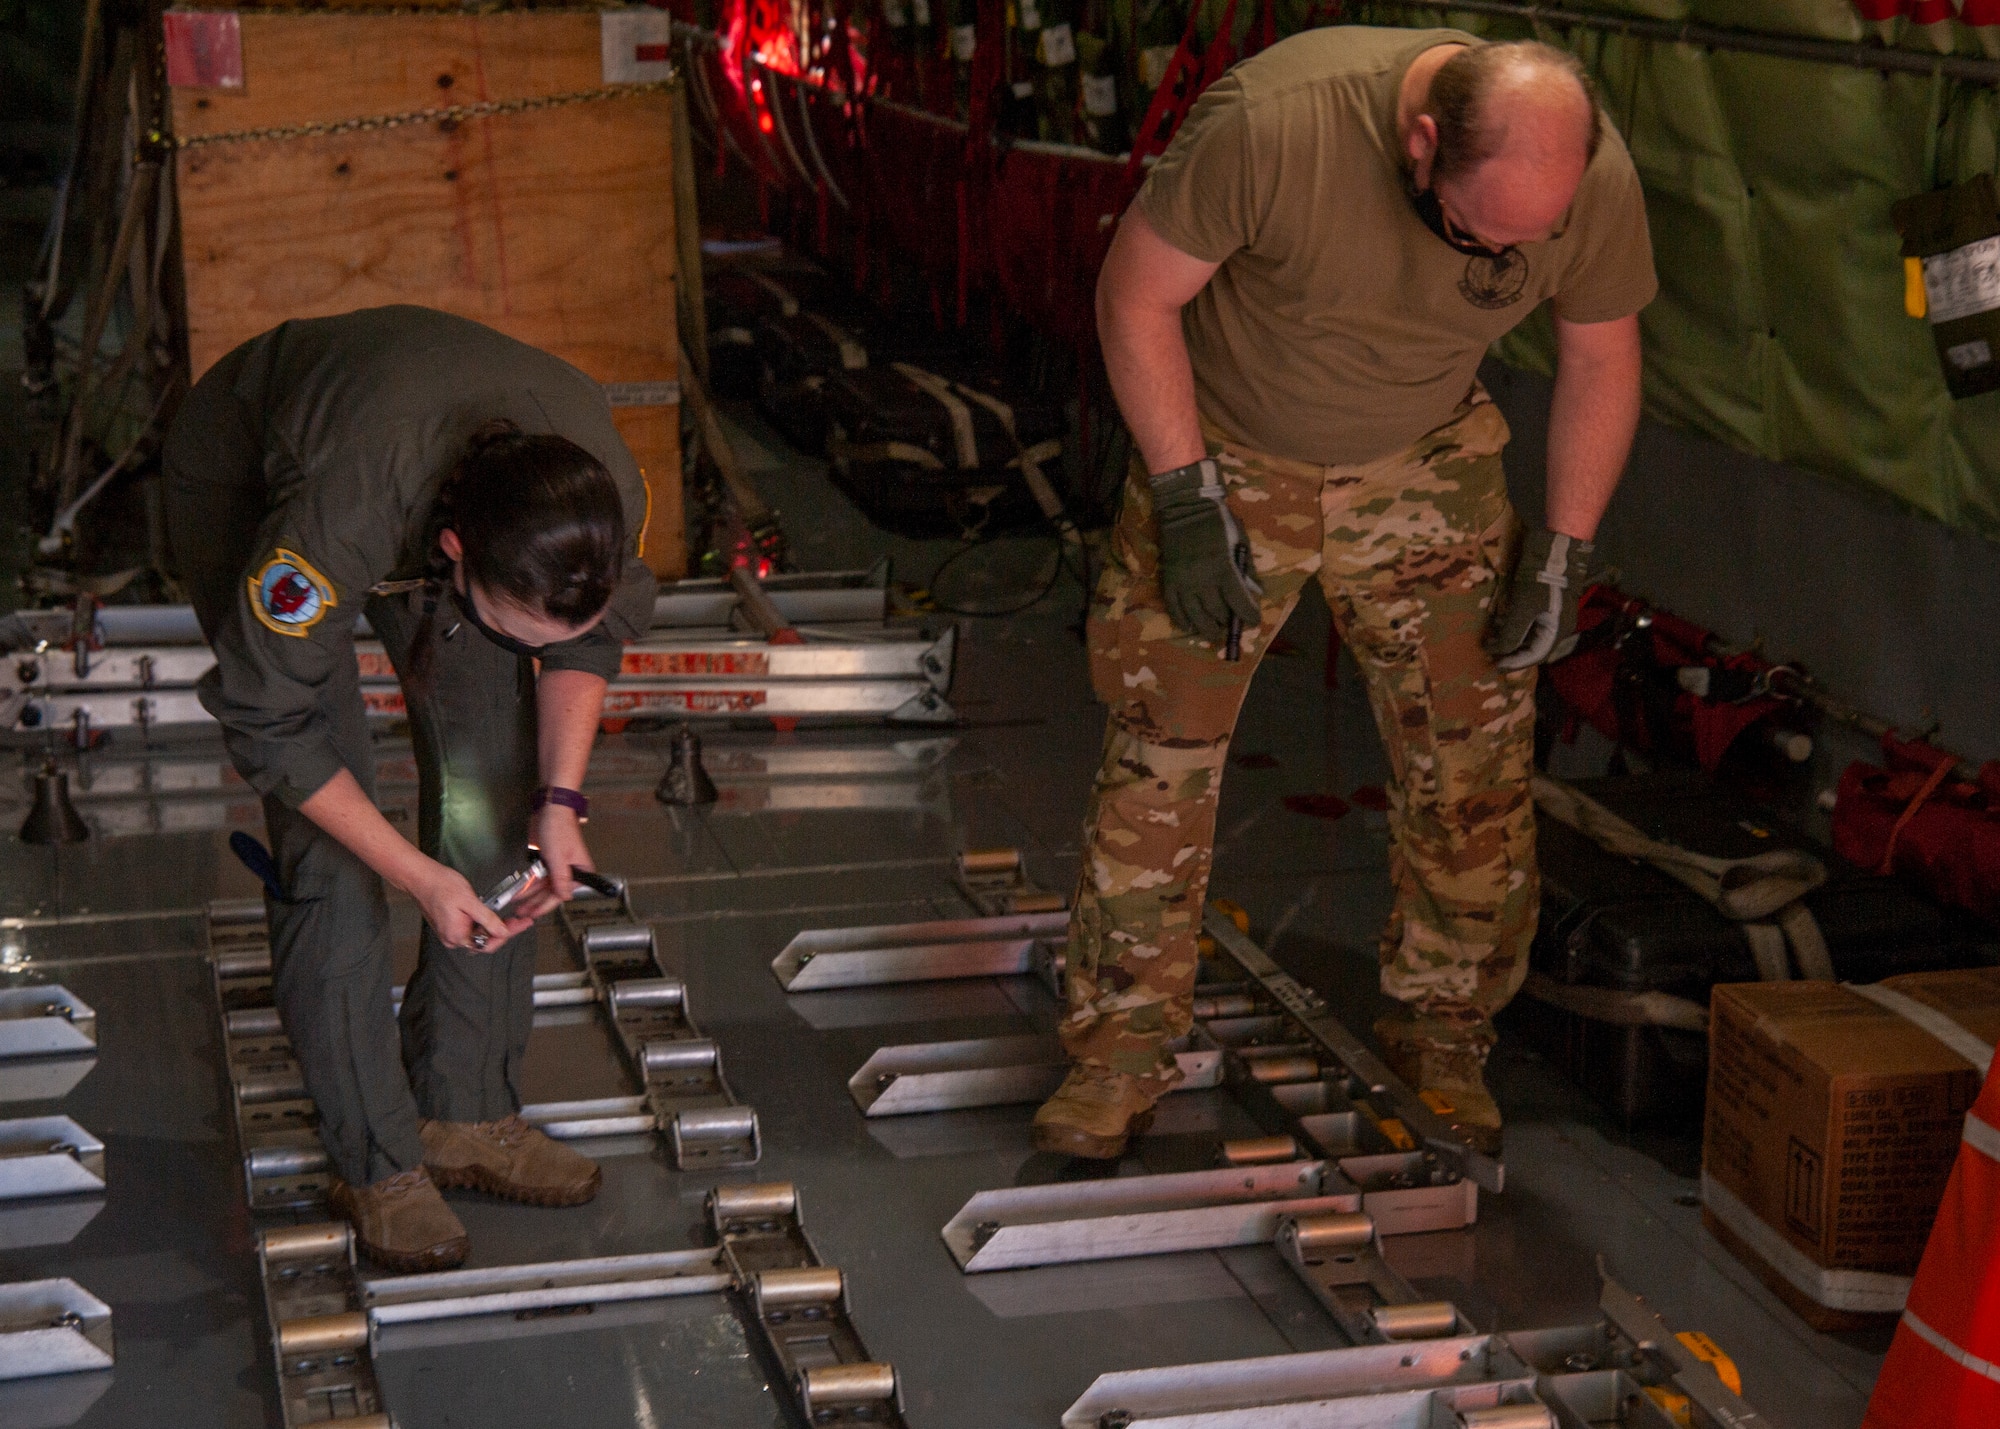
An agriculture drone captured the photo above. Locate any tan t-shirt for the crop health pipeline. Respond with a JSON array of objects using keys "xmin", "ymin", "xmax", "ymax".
[{"xmin": 1136, "ymin": 26, "xmax": 1657, "ymax": 466}]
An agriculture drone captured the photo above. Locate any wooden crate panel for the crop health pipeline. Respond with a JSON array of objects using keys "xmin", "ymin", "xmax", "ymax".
[
  {"xmin": 171, "ymin": 9, "xmax": 606, "ymax": 140},
  {"xmin": 177, "ymin": 78, "xmax": 684, "ymax": 574},
  {"xmin": 611, "ymin": 404, "xmax": 685, "ymax": 569},
  {"xmin": 178, "ymin": 95, "xmax": 677, "ymax": 380}
]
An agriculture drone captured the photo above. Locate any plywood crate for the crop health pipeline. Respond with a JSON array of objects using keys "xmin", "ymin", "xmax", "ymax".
[{"xmin": 169, "ymin": 6, "xmax": 686, "ymax": 576}]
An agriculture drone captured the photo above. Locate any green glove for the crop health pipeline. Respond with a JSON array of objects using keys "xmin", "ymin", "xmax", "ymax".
[
  {"xmin": 1149, "ymin": 458, "xmax": 1263, "ymax": 643},
  {"xmin": 1484, "ymin": 526, "xmax": 1591, "ymax": 671}
]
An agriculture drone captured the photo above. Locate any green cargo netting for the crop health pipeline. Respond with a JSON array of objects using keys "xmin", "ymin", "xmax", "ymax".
[{"xmin": 1339, "ymin": 3, "xmax": 2000, "ymax": 540}]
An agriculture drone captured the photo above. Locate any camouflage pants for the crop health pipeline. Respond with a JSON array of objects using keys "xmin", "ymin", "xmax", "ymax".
[{"xmin": 1062, "ymin": 388, "xmax": 1539, "ymax": 1086}]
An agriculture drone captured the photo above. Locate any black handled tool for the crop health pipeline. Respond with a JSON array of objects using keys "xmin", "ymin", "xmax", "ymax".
[{"xmin": 1225, "ymin": 542, "xmax": 1251, "ymax": 661}]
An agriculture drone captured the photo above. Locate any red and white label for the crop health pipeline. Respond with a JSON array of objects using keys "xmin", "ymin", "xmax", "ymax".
[
  {"xmin": 601, "ymin": 8, "xmax": 675, "ymax": 84},
  {"xmin": 163, "ymin": 11, "xmax": 245, "ymax": 90},
  {"xmin": 623, "ymin": 650, "xmax": 772, "ymax": 677}
]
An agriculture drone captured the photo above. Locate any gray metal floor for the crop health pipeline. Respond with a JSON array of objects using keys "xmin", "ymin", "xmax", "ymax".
[{"xmin": 0, "ymin": 414, "xmax": 1889, "ymax": 1427}]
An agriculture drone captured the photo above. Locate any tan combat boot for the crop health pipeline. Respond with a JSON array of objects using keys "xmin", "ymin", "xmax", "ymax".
[
  {"xmin": 1375, "ymin": 1021, "xmax": 1503, "ymax": 1157},
  {"xmin": 421, "ymin": 1115, "xmax": 603, "ymax": 1207},
  {"xmin": 328, "ymin": 1167, "xmax": 470, "ymax": 1273},
  {"xmin": 1031, "ymin": 1064, "xmax": 1166, "ymax": 1160}
]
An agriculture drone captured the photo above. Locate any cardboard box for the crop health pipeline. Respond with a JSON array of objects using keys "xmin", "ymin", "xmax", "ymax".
[{"xmin": 1701, "ymin": 970, "xmax": 2000, "ymax": 1327}]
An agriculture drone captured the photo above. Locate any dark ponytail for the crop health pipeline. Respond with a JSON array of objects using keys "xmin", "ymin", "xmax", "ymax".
[{"xmin": 436, "ymin": 420, "xmax": 626, "ymax": 625}]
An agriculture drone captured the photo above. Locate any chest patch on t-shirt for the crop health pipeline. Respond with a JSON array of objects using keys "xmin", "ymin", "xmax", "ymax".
[
  {"xmin": 1459, "ymin": 249, "xmax": 1530, "ymax": 310},
  {"xmin": 249, "ymin": 548, "xmax": 337, "ymax": 637}
]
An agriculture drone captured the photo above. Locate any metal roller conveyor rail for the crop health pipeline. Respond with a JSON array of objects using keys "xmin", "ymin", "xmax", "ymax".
[
  {"xmin": 1058, "ymin": 1264, "xmax": 1769, "ymax": 1429},
  {"xmin": 252, "ymin": 1182, "xmax": 907, "ymax": 1429},
  {"xmin": 708, "ymin": 1183, "xmax": 909, "ymax": 1427},
  {"xmin": 1201, "ymin": 908, "xmax": 1506, "ymax": 1195},
  {"xmin": 555, "ymin": 883, "xmax": 762, "ymax": 1170},
  {"xmin": 208, "ymin": 881, "xmax": 758, "ymax": 1215}
]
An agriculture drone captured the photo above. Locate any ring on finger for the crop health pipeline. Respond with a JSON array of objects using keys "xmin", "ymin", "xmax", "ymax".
[{"xmin": 471, "ymin": 930, "xmax": 490, "ymax": 950}]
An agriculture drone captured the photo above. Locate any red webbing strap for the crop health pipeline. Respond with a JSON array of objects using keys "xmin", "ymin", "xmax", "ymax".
[
  {"xmin": 1120, "ymin": 0, "xmax": 1241, "ymax": 190},
  {"xmin": 1878, "ymin": 751, "xmax": 1961, "ymax": 877},
  {"xmin": 958, "ymin": 0, "xmax": 1007, "ymax": 323}
]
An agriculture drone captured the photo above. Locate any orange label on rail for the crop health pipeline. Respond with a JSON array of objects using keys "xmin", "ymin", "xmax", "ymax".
[
  {"xmin": 603, "ymin": 689, "xmax": 769, "ymax": 715},
  {"xmin": 623, "ymin": 651, "xmax": 772, "ymax": 677}
]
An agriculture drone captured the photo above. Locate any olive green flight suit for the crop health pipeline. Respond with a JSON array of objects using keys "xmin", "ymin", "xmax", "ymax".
[{"xmin": 162, "ymin": 306, "xmax": 657, "ymax": 1186}]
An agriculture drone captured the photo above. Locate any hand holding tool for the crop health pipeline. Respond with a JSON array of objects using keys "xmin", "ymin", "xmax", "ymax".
[
  {"xmin": 1484, "ymin": 526, "xmax": 1591, "ymax": 671},
  {"xmin": 474, "ymin": 858, "xmax": 547, "ymax": 947},
  {"xmin": 1148, "ymin": 457, "xmax": 1262, "ymax": 645}
]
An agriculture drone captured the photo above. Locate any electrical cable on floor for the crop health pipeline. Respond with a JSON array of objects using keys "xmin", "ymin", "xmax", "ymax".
[{"xmin": 922, "ymin": 529, "xmax": 1070, "ymax": 619}]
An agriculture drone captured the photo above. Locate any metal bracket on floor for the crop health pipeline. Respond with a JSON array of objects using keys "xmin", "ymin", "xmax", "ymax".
[
  {"xmin": 0, "ymin": 986, "xmax": 99, "ymax": 1105},
  {"xmin": 786, "ymin": 902, "xmax": 1480, "ymax": 1233},
  {"xmin": 954, "ymin": 847, "xmax": 1067, "ymax": 917},
  {"xmin": 1058, "ymin": 1265, "xmax": 1764, "ymax": 1429},
  {"xmin": 0, "ymin": 1278, "xmax": 114, "ymax": 1381},
  {"xmin": 253, "ymin": 1182, "xmax": 906, "ymax": 1429},
  {"xmin": 0, "ymin": 1117, "xmax": 106, "ymax": 1200},
  {"xmin": 941, "ymin": 1161, "xmax": 1363, "ymax": 1272},
  {"xmin": 771, "ymin": 910, "xmax": 1070, "ymax": 991},
  {"xmin": 556, "ymin": 883, "xmax": 761, "ymax": 1170},
  {"xmin": 0, "ymin": 987, "xmax": 97, "ymax": 1058},
  {"xmin": 849, "ymin": 1030, "xmax": 1221, "ymax": 1117}
]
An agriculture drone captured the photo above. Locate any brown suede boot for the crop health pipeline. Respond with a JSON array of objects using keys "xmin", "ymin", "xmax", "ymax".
[
  {"xmin": 1031, "ymin": 1065, "xmax": 1168, "ymax": 1160},
  {"xmin": 328, "ymin": 1167, "xmax": 470, "ymax": 1273},
  {"xmin": 1375, "ymin": 1020, "xmax": 1504, "ymax": 1157},
  {"xmin": 421, "ymin": 1115, "xmax": 602, "ymax": 1207}
]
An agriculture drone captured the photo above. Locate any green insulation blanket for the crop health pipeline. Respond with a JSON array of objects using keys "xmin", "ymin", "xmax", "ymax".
[{"xmin": 1344, "ymin": 3, "xmax": 2000, "ymax": 538}]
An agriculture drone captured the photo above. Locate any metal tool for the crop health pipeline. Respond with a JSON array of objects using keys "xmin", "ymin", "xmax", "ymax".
[
  {"xmin": 1224, "ymin": 540, "xmax": 1251, "ymax": 661},
  {"xmin": 480, "ymin": 858, "xmax": 547, "ymax": 915}
]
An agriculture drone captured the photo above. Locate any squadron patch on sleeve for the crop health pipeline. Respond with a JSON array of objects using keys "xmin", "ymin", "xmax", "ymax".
[{"xmin": 248, "ymin": 549, "xmax": 337, "ymax": 637}]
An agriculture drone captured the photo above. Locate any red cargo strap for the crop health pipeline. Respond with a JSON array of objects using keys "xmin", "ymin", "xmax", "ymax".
[
  {"xmin": 1877, "ymin": 753, "xmax": 1960, "ymax": 876},
  {"xmin": 1121, "ymin": 0, "xmax": 1243, "ymax": 189}
]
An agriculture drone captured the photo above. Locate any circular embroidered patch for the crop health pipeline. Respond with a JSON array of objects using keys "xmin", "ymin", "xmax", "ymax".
[
  {"xmin": 248, "ymin": 548, "xmax": 337, "ymax": 637},
  {"xmin": 1460, "ymin": 249, "xmax": 1530, "ymax": 310}
]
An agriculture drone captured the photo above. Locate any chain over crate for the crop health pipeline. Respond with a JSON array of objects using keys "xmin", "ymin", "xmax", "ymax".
[{"xmin": 176, "ymin": 77, "xmax": 678, "ymax": 151}]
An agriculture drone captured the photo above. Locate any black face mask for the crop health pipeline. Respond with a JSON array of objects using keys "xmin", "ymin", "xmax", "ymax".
[
  {"xmin": 1408, "ymin": 182, "xmax": 1515, "ymax": 261},
  {"xmin": 451, "ymin": 585, "xmax": 547, "ymax": 660}
]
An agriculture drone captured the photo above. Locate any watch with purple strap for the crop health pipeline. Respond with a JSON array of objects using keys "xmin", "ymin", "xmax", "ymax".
[{"xmin": 532, "ymin": 786, "xmax": 589, "ymax": 820}]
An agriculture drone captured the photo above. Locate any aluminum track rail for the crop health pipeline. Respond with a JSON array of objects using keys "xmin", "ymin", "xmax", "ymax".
[
  {"xmin": 253, "ymin": 1183, "xmax": 909, "ymax": 1429},
  {"xmin": 5, "ymin": 628, "xmax": 958, "ymax": 736}
]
